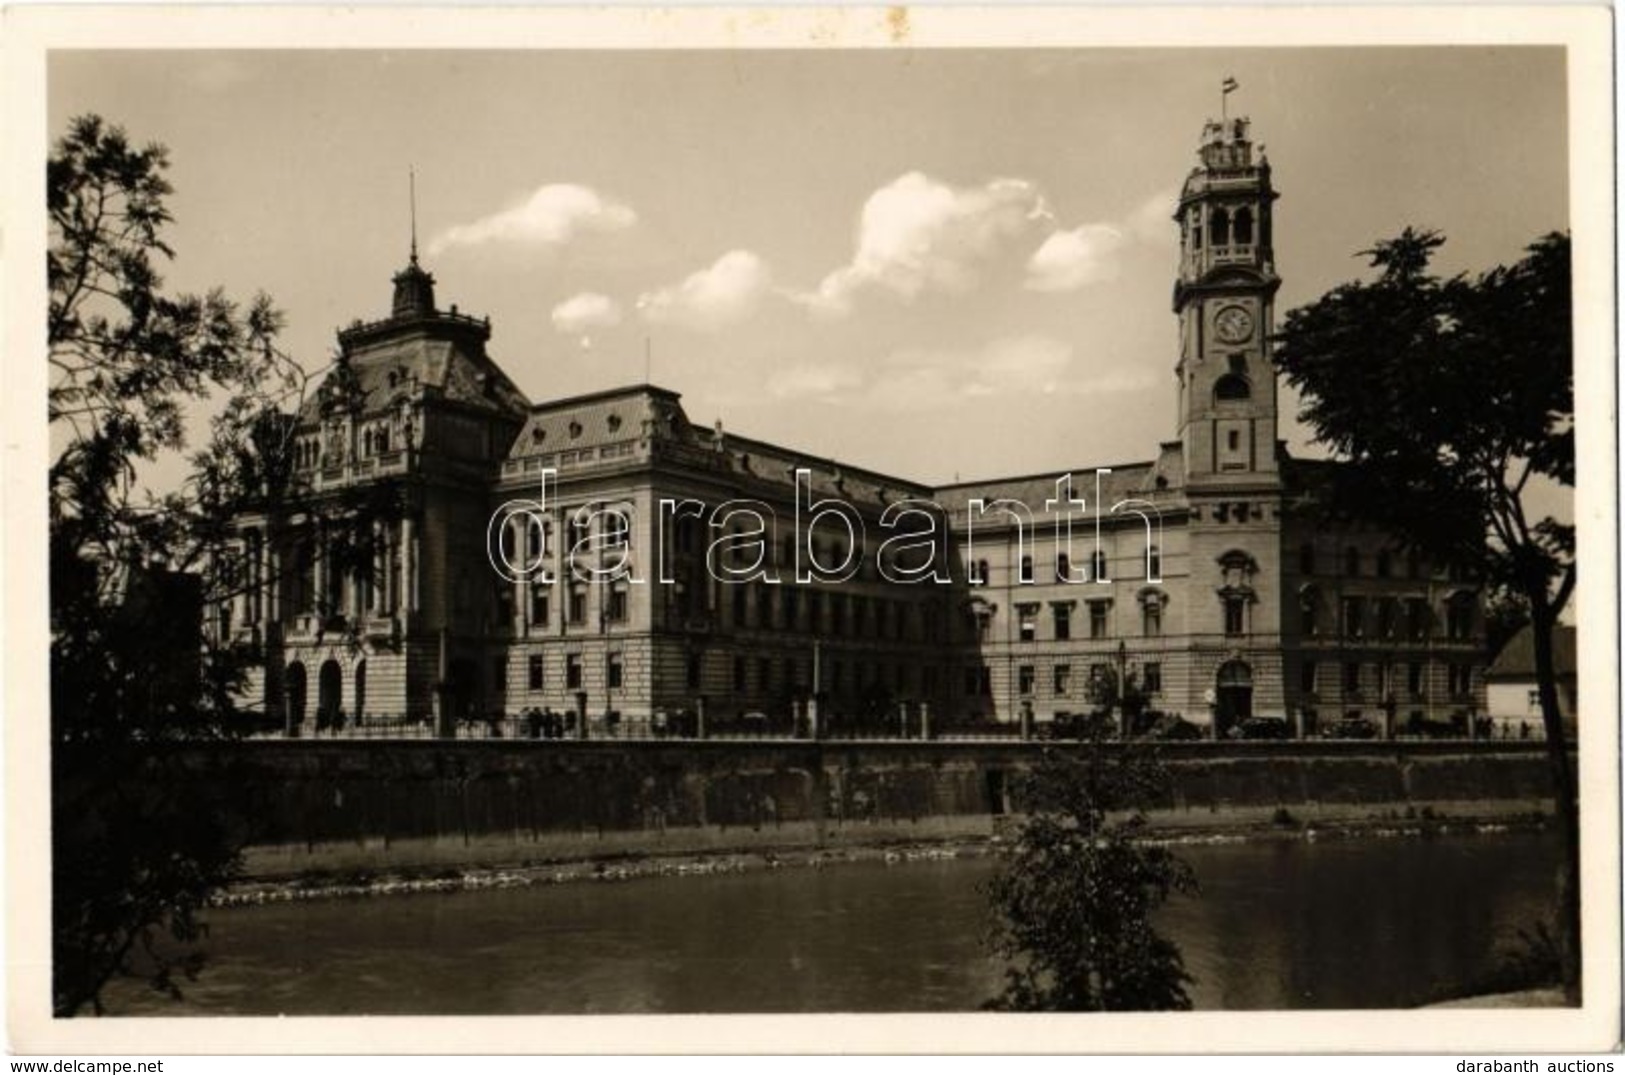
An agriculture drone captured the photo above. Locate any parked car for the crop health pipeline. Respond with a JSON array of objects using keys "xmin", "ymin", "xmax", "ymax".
[
  {"xmin": 1040, "ymin": 711, "xmax": 1117, "ymax": 741},
  {"xmin": 1324, "ymin": 717, "xmax": 1379, "ymax": 740},
  {"xmin": 1141, "ymin": 714, "xmax": 1205, "ymax": 740},
  {"xmin": 1237, "ymin": 716, "xmax": 1292, "ymax": 740}
]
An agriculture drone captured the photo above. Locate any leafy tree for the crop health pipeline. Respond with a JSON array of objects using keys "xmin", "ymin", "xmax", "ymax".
[
  {"xmin": 984, "ymin": 740, "xmax": 1197, "ymax": 1010},
  {"xmin": 48, "ymin": 114, "xmax": 304, "ymax": 1015},
  {"xmin": 1274, "ymin": 228, "xmax": 1578, "ymax": 996}
]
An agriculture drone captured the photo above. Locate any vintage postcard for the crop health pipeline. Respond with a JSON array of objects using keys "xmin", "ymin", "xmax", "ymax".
[{"xmin": 3, "ymin": 3, "xmax": 1617, "ymax": 1057}]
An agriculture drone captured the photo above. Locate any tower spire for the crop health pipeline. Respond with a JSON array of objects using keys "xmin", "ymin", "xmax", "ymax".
[{"xmin": 409, "ymin": 166, "xmax": 419, "ymax": 265}]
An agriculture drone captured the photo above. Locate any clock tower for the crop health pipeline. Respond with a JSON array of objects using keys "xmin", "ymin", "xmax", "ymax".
[{"xmin": 1172, "ymin": 115, "xmax": 1281, "ymax": 488}]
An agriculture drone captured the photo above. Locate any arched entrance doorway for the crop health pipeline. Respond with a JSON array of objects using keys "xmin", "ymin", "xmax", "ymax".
[
  {"xmin": 353, "ymin": 659, "xmax": 367, "ymax": 726},
  {"xmin": 1216, "ymin": 660, "xmax": 1253, "ymax": 737},
  {"xmin": 317, "ymin": 659, "xmax": 342, "ymax": 730},
  {"xmin": 284, "ymin": 662, "xmax": 307, "ymax": 736}
]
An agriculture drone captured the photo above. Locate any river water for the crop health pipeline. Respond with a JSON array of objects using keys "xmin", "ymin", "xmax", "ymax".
[{"xmin": 108, "ymin": 830, "xmax": 1557, "ymax": 1014}]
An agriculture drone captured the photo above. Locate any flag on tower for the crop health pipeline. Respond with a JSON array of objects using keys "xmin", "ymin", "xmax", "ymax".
[{"xmin": 1222, "ymin": 76, "xmax": 1239, "ymax": 94}]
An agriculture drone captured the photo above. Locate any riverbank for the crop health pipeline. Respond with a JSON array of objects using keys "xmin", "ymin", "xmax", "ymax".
[{"xmin": 214, "ymin": 806, "xmax": 1551, "ymax": 908}]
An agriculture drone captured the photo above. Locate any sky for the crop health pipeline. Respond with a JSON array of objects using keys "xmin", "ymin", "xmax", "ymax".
[{"xmin": 48, "ymin": 47, "xmax": 1570, "ymax": 488}]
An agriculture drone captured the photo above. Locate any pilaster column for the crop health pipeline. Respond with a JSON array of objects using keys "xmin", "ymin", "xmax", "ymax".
[
  {"xmin": 369, "ymin": 520, "xmax": 385, "ymax": 616},
  {"xmin": 265, "ymin": 540, "xmax": 279, "ymax": 624},
  {"xmin": 399, "ymin": 516, "xmax": 414, "ymax": 618},
  {"xmin": 513, "ymin": 515, "xmax": 527, "ymax": 633}
]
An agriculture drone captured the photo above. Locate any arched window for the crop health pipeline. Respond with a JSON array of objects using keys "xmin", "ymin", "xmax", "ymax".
[
  {"xmin": 1215, "ymin": 374, "xmax": 1251, "ymax": 402},
  {"xmin": 1233, "ymin": 206, "xmax": 1254, "ymax": 245},
  {"xmin": 1209, "ymin": 207, "xmax": 1230, "ymax": 248}
]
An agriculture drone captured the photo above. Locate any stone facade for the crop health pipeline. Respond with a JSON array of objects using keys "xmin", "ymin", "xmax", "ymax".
[{"xmin": 223, "ymin": 116, "xmax": 1488, "ymax": 739}]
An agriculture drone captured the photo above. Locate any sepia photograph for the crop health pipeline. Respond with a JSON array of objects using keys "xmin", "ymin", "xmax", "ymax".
[{"xmin": 4, "ymin": 4, "xmax": 1618, "ymax": 1058}]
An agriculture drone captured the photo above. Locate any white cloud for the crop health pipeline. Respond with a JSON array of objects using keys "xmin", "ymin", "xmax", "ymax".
[
  {"xmin": 794, "ymin": 173, "xmax": 1053, "ymax": 317},
  {"xmin": 636, "ymin": 250, "xmax": 774, "ymax": 332},
  {"xmin": 428, "ymin": 184, "xmax": 636, "ymax": 256},
  {"xmin": 550, "ymin": 292, "xmax": 623, "ymax": 335},
  {"xmin": 1024, "ymin": 225, "xmax": 1129, "ymax": 292},
  {"xmin": 765, "ymin": 364, "xmax": 864, "ymax": 402},
  {"xmin": 764, "ymin": 335, "xmax": 1150, "ymax": 411},
  {"xmin": 1022, "ymin": 189, "xmax": 1180, "ymax": 293}
]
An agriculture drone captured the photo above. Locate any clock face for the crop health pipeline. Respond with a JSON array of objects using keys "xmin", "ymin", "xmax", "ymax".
[{"xmin": 1214, "ymin": 305, "xmax": 1254, "ymax": 344}]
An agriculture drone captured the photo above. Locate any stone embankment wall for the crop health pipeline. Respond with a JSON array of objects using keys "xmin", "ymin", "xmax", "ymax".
[{"xmin": 179, "ymin": 740, "xmax": 1558, "ymax": 879}]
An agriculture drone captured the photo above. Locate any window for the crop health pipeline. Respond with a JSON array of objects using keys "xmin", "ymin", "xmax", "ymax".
[
  {"xmin": 569, "ymin": 585, "xmax": 587, "ymax": 625},
  {"xmin": 974, "ymin": 559, "xmax": 991, "ymax": 586},
  {"xmin": 528, "ymin": 654, "xmax": 545, "ymax": 691},
  {"xmin": 1019, "ymin": 555, "xmax": 1034, "ymax": 584},
  {"xmin": 1216, "ymin": 375, "xmax": 1251, "ymax": 402},
  {"xmin": 1227, "ymin": 430, "xmax": 1241, "ymax": 452},
  {"xmin": 1089, "ymin": 602, "xmax": 1109, "ymax": 639},
  {"xmin": 733, "ymin": 656, "xmax": 747, "ymax": 692},
  {"xmin": 1300, "ymin": 660, "xmax": 1318, "ymax": 695},
  {"xmin": 566, "ymin": 654, "xmax": 583, "ymax": 690},
  {"xmin": 1143, "ymin": 662, "xmax": 1163, "ymax": 695},
  {"xmin": 1299, "ymin": 543, "xmax": 1316, "ymax": 575},
  {"xmin": 1447, "ymin": 596, "xmax": 1474, "ymax": 641},
  {"xmin": 1377, "ymin": 598, "xmax": 1396, "ymax": 639},
  {"xmin": 1147, "ymin": 546, "xmax": 1161, "ymax": 580},
  {"xmin": 568, "ymin": 513, "xmax": 590, "ymax": 553},
  {"xmin": 1376, "ymin": 662, "xmax": 1393, "ymax": 701},
  {"xmin": 1343, "ymin": 661, "xmax": 1361, "ymax": 696},
  {"xmin": 604, "ymin": 511, "xmax": 630, "ymax": 548},
  {"xmin": 1056, "ymin": 552, "xmax": 1070, "ymax": 581},
  {"xmin": 687, "ymin": 653, "xmax": 702, "ymax": 690},
  {"xmin": 1342, "ymin": 596, "xmax": 1364, "ymax": 638},
  {"xmin": 1143, "ymin": 601, "xmax": 1163, "ymax": 638},
  {"xmin": 1223, "ymin": 596, "xmax": 1246, "ymax": 636},
  {"xmin": 1018, "ymin": 665, "xmax": 1035, "ymax": 696},
  {"xmin": 1091, "ymin": 550, "xmax": 1108, "ymax": 581},
  {"xmin": 529, "ymin": 583, "xmax": 550, "ymax": 627},
  {"xmin": 1053, "ymin": 604, "xmax": 1072, "ymax": 641},
  {"xmin": 1300, "ymin": 590, "xmax": 1320, "ymax": 636},
  {"xmin": 1407, "ymin": 598, "xmax": 1430, "ymax": 642},
  {"xmin": 1017, "ymin": 605, "xmax": 1037, "ymax": 643},
  {"xmin": 1053, "ymin": 664, "xmax": 1072, "ymax": 696},
  {"xmin": 607, "ymin": 653, "xmax": 624, "ymax": 690},
  {"xmin": 607, "ymin": 585, "xmax": 628, "ymax": 623},
  {"xmin": 1233, "ymin": 206, "xmax": 1254, "ymax": 245},
  {"xmin": 1448, "ymin": 663, "xmax": 1472, "ymax": 698},
  {"xmin": 1209, "ymin": 207, "xmax": 1229, "ymax": 247},
  {"xmin": 1190, "ymin": 208, "xmax": 1203, "ymax": 249},
  {"xmin": 1408, "ymin": 661, "xmax": 1424, "ymax": 698}
]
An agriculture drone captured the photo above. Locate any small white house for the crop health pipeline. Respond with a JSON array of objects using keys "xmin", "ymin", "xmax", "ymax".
[{"xmin": 1485, "ymin": 625, "xmax": 1577, "ymax": 739}]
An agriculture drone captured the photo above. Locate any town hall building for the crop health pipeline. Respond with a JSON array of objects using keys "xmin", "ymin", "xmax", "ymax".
[{"xmin": 222, "ymin": 115, "xmax": 1488, "ymax": 739}]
